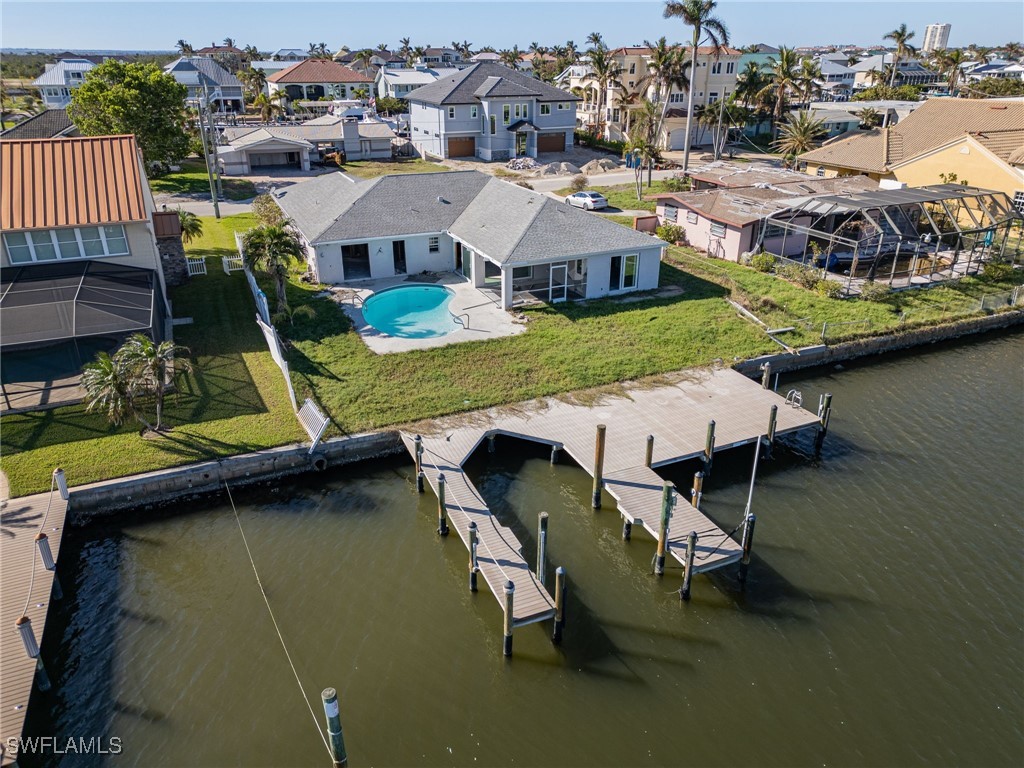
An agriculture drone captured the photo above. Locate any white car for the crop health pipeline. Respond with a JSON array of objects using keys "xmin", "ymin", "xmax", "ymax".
[{"xmin": 564, "ymin": 191, "xmax": 609, "ymax": 210}]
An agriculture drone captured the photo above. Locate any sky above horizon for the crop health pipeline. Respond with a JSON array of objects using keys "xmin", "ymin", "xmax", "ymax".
[{"xmin": 2, "ymin": 1, "xmax": 1021, "ymax": 52}]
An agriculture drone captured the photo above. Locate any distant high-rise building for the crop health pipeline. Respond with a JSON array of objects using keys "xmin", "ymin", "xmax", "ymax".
[{"xmin": 923, "ymin": 24, "xmax": 951, "ymax": 53}]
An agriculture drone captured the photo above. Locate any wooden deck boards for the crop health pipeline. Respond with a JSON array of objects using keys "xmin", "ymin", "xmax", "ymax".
[
  {"xmin": 404, "ymin": 369, "xmax": 819, "ymax": 586},
  {"xmin": 1, "ymin": 489, "xmax": 69, "ymax": 766}
]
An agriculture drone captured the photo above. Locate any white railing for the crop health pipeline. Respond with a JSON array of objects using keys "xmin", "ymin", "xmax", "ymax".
[
  {"xmin": 186, "ymin": 257, "xmax": 207, "ymax": 276},
  {"xmin": 255, "ymin": 314, "xmax": 298, "ymax": 412},
  {"xmin": 222, "ymin": 255, "xmax": 244, "ymax": 274}
]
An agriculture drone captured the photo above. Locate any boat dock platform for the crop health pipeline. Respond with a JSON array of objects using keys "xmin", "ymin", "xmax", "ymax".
[
  {"xmin": 1, "ymin": 481, "xmax": 69, "ymax": 766},
  {"xmin": 401, "ymin": 368, "xmax": 824, "ymax": 650}
]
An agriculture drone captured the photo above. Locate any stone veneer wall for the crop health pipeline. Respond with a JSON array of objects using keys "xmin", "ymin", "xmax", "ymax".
[{"xmin": 157, "ymin": 235, "xmax": 189, "ymax": 287}]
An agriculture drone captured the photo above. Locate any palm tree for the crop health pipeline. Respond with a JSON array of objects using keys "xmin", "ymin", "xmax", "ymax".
[
  {"xmin": 1001, "ymin": 42, "xmax": 1023, "ymax": 60},
  {"xmin": 938, "ymin": 48, "xmax": 967, "ymax": 94},
  {"xmin": 176, "ymin": 39, "xmax": 194, "ymax": 56},
  {"xmin": 587, "ymin": 32, "xmax": 606, "ymax": 51},
  {"xmin": 82, "ymin": 352, "xmax": 154, "ymax": 432},
  {"xmin": 354, "ymin": 49, "xmax": 376, "ymax": 74},
  {"xmin": 223, "ymin": 37, "xmax": 236, "ymax": 49},
  {"xmin": 377, "ymin": 43, "xmax": 390, "ymax": 52},
  {"xmin": 307, "ymin": 42, "xmax": 329, "ymax": 57},
  {"xmin": 118, "ymin": 334, "xmax": 192, "ymax": 431},
  {"xmin": 458, "ymin": 40, "xmax": 474, "ymax": 59},
  {"xmin": 756, "ymin": 46, "xmax": 799, "ymax": 133},
  {"xmin": 237, "ymin": 67, "xmax": 267, "ymax": 102},
  {"xmin": 564, "ymin": 40, "xmax": 580, "ymax": 62},
  {"xmin": 663, "ymin": 0, "xmax": 730, "ymax": 172},
  {"xmin": 529, "ymin": 41, "xmax": 546, "ymax": 57},
  {"xmin": 846, "ymin": 54, "xmax": 860, "ymax": 67},
  {"xmin": 176, "ymin": 208, "xmax": 203, "ymax": 244},
  {"xmin": 398, "ymin": 37, "xmax": 412, "ymax": 63},
  {"xmin": 854, "ymin": 106, "xmax": 881, "ymax": 128},
  {"xmin": 498, "ymin": 46, "xmax": 523, "ymax": 68},
  {"xmin": 735, "ymin": 60, "xmax": 767, "ymax": 108},
  {"xmin": 796, "ymin": 58, "xmax": 822, "ymax": 108},
  {"xmin": 643, "ymin": 40, "xmax": 691, "ymax": 146},
  {"xmin": 411, "ymin": 46, "xmax": 427, "ymax": 65},
  {"xmin": 251, "ymin": 93, "xmax": 283, "ymax": 123},
  {"xmin": 243, "ymin": 44, "xmax": 261, "ymax": 63},
  {"xmin": 625, "ymin": 132, "xmax": 657, "ymax": 200},
  {"xmin": 582, "ymin": 46, "xmax": 625, "ymax": 139},
  {"xmin": 772, "ymin": 110, "xmax": 826, "ymax": 162},
  {"xmin": 352, "ymin": 86, "xmax": 369, "ymax": 101},
  {"xmin": 883, "ymin": 23, "xmax": 916, "ymax": 87},
  {"xmin": 242, "ymin": 225, "xmax": 304, "ymax": 314}
]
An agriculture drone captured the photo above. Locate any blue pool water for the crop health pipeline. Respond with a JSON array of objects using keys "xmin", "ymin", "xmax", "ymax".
[{"xmin": 362, "ymin": 284, "xmax": 457, "ymax": 338}]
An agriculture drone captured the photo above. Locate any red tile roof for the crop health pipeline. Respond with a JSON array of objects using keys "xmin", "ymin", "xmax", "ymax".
[
  {"xmin": 268, "ymin": 59, "xmax": 373, "ymax": 84},
  {"xmin": 1, "ymin": 135, "xmax": 148, "ymax": 231}
]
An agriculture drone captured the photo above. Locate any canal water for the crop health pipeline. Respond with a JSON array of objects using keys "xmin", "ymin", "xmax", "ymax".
[{"xmin": 25, "ymin": 332, "xmax": 1023, "ymax": 767}]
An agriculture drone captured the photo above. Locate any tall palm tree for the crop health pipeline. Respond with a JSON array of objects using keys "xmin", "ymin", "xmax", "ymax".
[
  {"xmin": 352, "ymin": 86, "xmax": 369, "ymax": 101},
  {"xmin": 411, "ymin": 46, "xmax": 427, "ymax": 65},
  {"xmin": 377, "ymin": 43, "xmax": 390, "ymax": 52},
  {"xmin": 640, "ymin": 39, "xmax": 691, "ymax": 146},
  {"xmin": 236, "ymin": 67, "xmax": 267, "ymax": 102},
  {"xmin": 587, "ymin": 32, "xmax": 606, "ymax": 51},
  {"xmin": 772, "ymin": 110, "xmax": 826, "ymax": 162},
  {"xmin": 582, "ymin": 46, "xmax": 625, "ymax": 139},
  {"xmin": 82, "ymin": 352, "xmax": 154, "ymax": 432},
  {"xmin": 242, "ymin": 225, "xmax": 304, "ymax": 313},
  {"xmin": 625, "ymin": 132, "xmax": 657, "ymax": 200},
  {"xmin": 398, "ymin": 37, "xmax": 412, "ymax": 63},
  {"xmin": 529, "ymin": 41, "xmax": 546, "ymax": 57},
  {"xmin": 354, "ymin": 49, "xmax": 376, "ymax": 74},
  {"xmin": 564, "ymin": 40, "xmax": 580, "ymax": 62},
  {"xmin": 498, "ymin": 46, "xmax": 523, "ymax": 68},
  {"xmin": 883, "ymin": 23, "xmax": 916, "ymax": 87},
  {"xmin": 176, "ymin": 208, "xmax": 203, "ymax": 244},
  {"xmin": 735, "ymin": 60, "xmax": 768, "ymax": 109},
  {"xmin": 796, "ymin": 58, "xmax": 822, "ymax": 107},
  {"xmin": 242, "ymin": 44, "xmax": 261, "ymax": 63},
  {"xmin": 854, "ymin": 106, "xmax": 881, "ymax": 128},
  {"xmin": 176, "ymin": 39, "xmax": 194, "ymax": 56},
  {"xmin": 938, "ymin": 48, "xmax": 967, "ymax": 94},
  {"xmin": 307, "ymin": 42, "xmax": 329, "ymax": 57},
  {"xmin": 251, "ymin": 93, "xmax": 283, "ymax": 123},
  {"xmin": 663, "ymin": 0, "xmax": 730, "ymax": 172},
  {"xmin": 756, "ymin": 46, "xmax": 799, "ymax": 133},
  {"xmin": 119, "ymin": 334, "xmax": 192, "ymax": 431},
  {"xmin": 223, "ymin": 37, "xmax": 236, "ymax": 49},
  {"xmin": 1001, "ymin": 42, "xmax": 1023, "ymax": 60},
  {"xmin": 458, "ymin": 40, "xmax": 473, "ymax": 58}
]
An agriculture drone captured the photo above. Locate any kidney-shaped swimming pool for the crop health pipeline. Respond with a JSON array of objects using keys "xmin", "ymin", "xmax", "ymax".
[{"xmin": 361, "ymin": 284, "xmax": 458, "ymax": 338}]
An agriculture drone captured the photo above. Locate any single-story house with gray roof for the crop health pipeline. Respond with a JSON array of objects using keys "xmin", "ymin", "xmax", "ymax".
[{"xmin": 273, "ymin": 170, "xmax": 663, "ymax": 308}]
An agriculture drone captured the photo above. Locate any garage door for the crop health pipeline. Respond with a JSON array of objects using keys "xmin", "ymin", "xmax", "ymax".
[
  {"xmin": 537, "ymin": 133, "xmax": 565, "ymax": 153},
  {"xmin": 447, "ymin": 137, "xmax": 475, "ymax": 157}
]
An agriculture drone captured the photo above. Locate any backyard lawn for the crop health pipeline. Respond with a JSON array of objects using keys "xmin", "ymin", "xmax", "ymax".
[
  {"xmin": 339, "ymin": 157, "xmax": 449, "ymax": 179},
  {"xmin": 149, "ymin": 158, "xmax": 257, "ymax": 200},
  {"xmin": 553, "ymin": 179, "xmax": 682, "ymax": 212}
]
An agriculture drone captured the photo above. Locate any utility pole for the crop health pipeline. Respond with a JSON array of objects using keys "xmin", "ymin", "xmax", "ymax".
[
  {"xmin": 195, "ymin": 90, "xmax": 221, "ymax": 220},
  {"xmin": 201, "ymin": 76, "xmax": 224, "ymax": 200}
]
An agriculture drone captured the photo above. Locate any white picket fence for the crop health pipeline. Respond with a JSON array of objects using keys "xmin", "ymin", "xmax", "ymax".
[
  {"xmin": 255, "ymin": 314, "xmax": 298, "ymax": 412},
  {"xmin": 186, "ymin": 257, "xmax": 207, "ymax": 276}
]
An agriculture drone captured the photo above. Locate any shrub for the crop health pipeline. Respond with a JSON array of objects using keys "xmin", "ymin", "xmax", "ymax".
[
  {"xmin": 858, "ymin": 281, "xmax": 892, "ymax": 302},
  {"xmin": 252, "ymin": 194, "xmax": 286, "ymax": 227},
  {"xmin": 569, "ymin": 174, "xmax": 589, "ymax": 193},
  {"xmin": 815, "ymin": 279, "xmax": 844, "ymax": 298},
  {"xmin": 662, "ymin": 176, "xmax": 689, "ymax": 193},
  {"xmin": 656, "ymin": 223, "xmax": 686, "ymax": 244},
  {"xmin": 750, "ymin": 253, "xmax": 775, "ymax": 273},
  {"xmin": 982, "ymin": 260, "xmax": 1016, "ymax": 281},
  {"xmin": 515, "ymin": 180, "xmax": 535, "ymax": 190},
  {"xmin": 777, "ymin": 263, "xmax": 821, "ymax": 289}
]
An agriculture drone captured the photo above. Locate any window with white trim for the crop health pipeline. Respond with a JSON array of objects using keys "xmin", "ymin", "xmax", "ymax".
[
  {"xmin": 540, "ymin": 103, "xmax": 551, "ymax": 115},
  {"xmin": 512, "ymin": 266, "xmax": 532, "ymax": 280},
  {"xmin": 557, "ymin": 102, "xmax": 566, "ymax": 110},
  {"xmin": 816, "ymin": 167, "xmax": 826, "ymax": 177},
  {"xmin": 1014, "ymin": 190, "xmax": 1024, "ymax": 215},
  {"xmin": 664, "ymin": 205, "xmax": 677, "ymax": 222},
  {"xmin": 710, "ymin": 222, "xmax": 726, "ymax": 237},
  {"xmin": 448, "ymin": 106, "xmax": 456, "ymax": 119},
  {"xmin": 711, "ymin": 62, "xmax": 722, "ymax": 74},
  {"xmin": 622, "ymin": 254, "xmax": 638, "ymax": 289},
  {"xmin": 428, "ymin": 236, "xmax": 440, "ymax": 253},
  {"xmin": 470, "ymin": 105, "xmax": 478, "ymax": 118},
  {"xmin": 503, "ymin": 104, "xmax": 510, "ymax": 124},
  {"xmin": 522, "ymin": 103, "xmax": 528, "ymax": 119},
  {"xmin": 686, "ymin": 211, "xmax": 698, "ymax": 224},
  {"xmin": 726, "ymin": 62, "xmax": 735, "ymax": 74},
  {"xmin": 629, "ymin": 63, "xmax": 636, "ymax": 74},
  {"xmin": 3, "ymin": 225, "xmax": 130, "ymax": 264},
  {"xmin": 708, "ymin": 92, "xmax": 719, "ymax": 104}
]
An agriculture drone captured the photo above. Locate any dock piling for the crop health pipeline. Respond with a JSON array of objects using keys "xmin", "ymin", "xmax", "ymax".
[
  {"xmin": 321, "ymin": 688, "xmax": 348, "ymax": 767},
  {"xmin": 703, "ymin": 420, "xmax": 716, "ymax": 476},
  {"xmin": 503, "ymin": 581, "xmax": 515, "ymax": 657},
  {"xmin": 645, "ymin": 434, "xmax": 654, "ymax": 468},
  {"xmin": 691, "ymin": 471, "xmax": 704, "ymax": 510},
  {"xmin": 550, "ymin": 444, "xmax": 560, "ymax": 464},
  {"xmin": 739, "ymin": 513, "xmax": 757, "ymax": 584},
  {"xmin": 766, "ymin": 405, "xmax": 778, "ymax": 458},
  {"xmin": 536, "ymin": 512, "xmax": 548, "ymax": 586},
  {"xmin": 592, "ymin": 424, "xmax": 607, "ymax": 509},
  {"xmin": 488, "ymin": 434, "xmax": 496, "ymax": 453},
  {"xmin": 15, "ymin": 616, "xmax": 50, "ymax": 692},
  {"xmin": 552, "ymin": 567, "xmax": 567, "ymax": 644},
  {"xmin": 436, "ymin": 473, "xmax": 449, "ymax": 536},
  {"xmin": 414, "ymin": 435, "xmax": 424, "ymax": 493},
  {"xmin": 654, "ymin": 482, "xmax": 673, "ymax": 576},
  {"xmin": 814, "ymin": 393, "xmax": 833, "ymax": 458},
  {"xmin": 680, "ymin": 531, "xmax": 698, "ymax": 601},
  {"xmin": 36, "ymin": 532, "xmax": 62, "ymax": 600},
  {"xmin": 468, "ymin": 521, "xmax": 479, "ymax": 592},
  {"xmin": 761, "ymin": 361, "xmax": 772, "ymax": 389}
]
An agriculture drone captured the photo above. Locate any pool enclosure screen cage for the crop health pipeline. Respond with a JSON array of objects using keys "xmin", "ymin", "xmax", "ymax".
[
  {"xmin": 0, "ymin": 261, "xmax": 162, "ymax": 349},
  {"xmin": 753, "ymin": 184, "xmax": 1023, "ymax": 295}
]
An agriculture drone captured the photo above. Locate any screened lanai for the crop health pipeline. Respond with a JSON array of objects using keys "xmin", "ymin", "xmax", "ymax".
[
  {"xmin": 754, "ymin": 185, "xmax": 1023, "ymax": 295},
  {"xmin": 0, "ymin": 261, "xmax": 164, "ymax": 412}
]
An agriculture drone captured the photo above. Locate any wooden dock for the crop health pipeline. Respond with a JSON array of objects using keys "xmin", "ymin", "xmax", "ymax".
[
  {"xmin": 0, "ymin": 483, "xmax": 69, "ymax": 766},
  {"xmin": 402, "ymin": 368, "xmax": 822, "ymax": 602}
]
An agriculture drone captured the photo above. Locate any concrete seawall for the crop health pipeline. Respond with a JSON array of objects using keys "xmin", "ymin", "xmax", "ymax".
[
  {"xmin": 68, "ymin": 431, "xmax": 404, "ymax": 524},
  {"xmin": 734, "ymin": 309, "xmax": 1024, "ymax": 377}
]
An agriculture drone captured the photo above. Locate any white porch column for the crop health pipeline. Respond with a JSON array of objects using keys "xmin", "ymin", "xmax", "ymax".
[{"xmin": 500, "ymin": 266, "xmax": 513, "ymax": 309}]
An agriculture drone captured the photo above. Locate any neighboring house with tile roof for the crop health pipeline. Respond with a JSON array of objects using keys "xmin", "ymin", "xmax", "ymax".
[
  {"xmin": 272, "ymin": 170, "xmax": 663, "ymax": 307},
  {"xmin": 32, "ymin": 59, "xmax": 95, "ymax": 108},
  {"xmin": 0, "ymin": 109, "xmax": 78, "ymax": 140},
  {"xmin": 799, "ymin": 99, "xmax": 1024, "ymax": 201},
  {"xmin": 268, "ymin": 59, "xmax": 374, "ymax": 107},
  {"xmin": 164, "ymin": 57, "xmax": 244, "ymax": 112},
  {"xmin": 405, "ymin": 62, "xmax": 578, "ymax": 161}
]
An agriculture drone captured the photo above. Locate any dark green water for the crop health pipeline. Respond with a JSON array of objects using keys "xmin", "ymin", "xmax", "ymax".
[{"xmin": 26, "ymin": 332, "xmax": 1024, "ymax": 767}]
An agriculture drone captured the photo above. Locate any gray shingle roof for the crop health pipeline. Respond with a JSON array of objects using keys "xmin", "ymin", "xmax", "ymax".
[
  {"xmin": 405, "ymin": 61, "xmax": 579, "ymax": 105},
  {"xmin": 449, "ymin": 178, "xmax": 662, "ymax": 265},
  {"xmin": 0, "ymin": 109, "xmax": 76, "ymax": 140},
  {"xmin": 474, "ymin": 76, "xmax": 541, "ymax": 99},
  {"xmin": 164, "ymin": 56, "xmax": 242, "ymax": 88}
]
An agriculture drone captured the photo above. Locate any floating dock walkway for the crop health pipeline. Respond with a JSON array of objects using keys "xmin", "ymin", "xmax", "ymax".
[{"xmin": 402, "ymin": 368, "xmax": 825, "ymax": 652}]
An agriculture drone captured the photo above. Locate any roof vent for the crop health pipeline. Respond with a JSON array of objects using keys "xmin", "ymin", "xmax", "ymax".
[{"xmin": 437, "ymin": 195, "xmax": 448, "ymax": 204}]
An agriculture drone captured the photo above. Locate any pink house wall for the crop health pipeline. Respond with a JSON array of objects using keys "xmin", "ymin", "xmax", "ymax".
[{"xmin": 657, "ymin": 202, "xmax": 753, "ymax": 262}]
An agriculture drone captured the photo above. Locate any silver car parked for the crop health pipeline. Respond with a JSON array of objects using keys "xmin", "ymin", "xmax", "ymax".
[{"xmin": 564, "ymin": 191, "xmax": 609, "ymax": 210}]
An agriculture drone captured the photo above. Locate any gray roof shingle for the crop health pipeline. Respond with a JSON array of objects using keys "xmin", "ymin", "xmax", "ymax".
[
  {"xmin": 0, "ymin": 109, "xmax": 77, "ymax": 140},
  {"xmin": 164, "ymin": 56, "xmax": 243, "ymax": 88},
  {"xmin": 405, "ymin": 61, "xmax": 579, "ymax": 105}
]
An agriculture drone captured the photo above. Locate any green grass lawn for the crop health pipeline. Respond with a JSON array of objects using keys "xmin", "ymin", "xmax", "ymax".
[
  {"xmin": 339, "ymin": 157, "xmax": 449, "ymax": 179},
  {"xmin": 149, "ymin": 158, "xmax": 257, "ymax": 200},
  {"xmin": 0, "ymin": 215, "xmax": 302, "ymax": 496},
  {"xmin": 554, "ymin": 180, "xmax": 680, "ymax": 212}
]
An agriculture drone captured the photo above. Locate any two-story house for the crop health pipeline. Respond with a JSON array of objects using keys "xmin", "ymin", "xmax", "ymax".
[
  {"xmin": 0, "ymin": 135, "xmax": 184, "ymax": 409},
  {"xmin": 406, "ymin": 62, "xmax": 579, "ymax": 161},
  {"xmin": 164, "ymin": 56, "xmax": 245, "ymax": 113},
  {"xmin": 416, "ymin": 47, "xmax": 469, "ymax": 68},
  {"xmin": 32, "ymin": 58, "xmax": 95, "ymax": 108},
  {"xmin": 375, "ymin": 66, "xmax": 461, "ymax": 100},
  {"xmin": 267, "ymin": 59, "xmax": 374, "ymax": 109}
]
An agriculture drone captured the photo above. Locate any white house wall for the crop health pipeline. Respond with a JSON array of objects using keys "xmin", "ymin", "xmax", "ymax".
[
  {"xmin": 312, "ymin": 233, "xmax": 454, "ymax": 283},
  {"xmin": 583, "ymin": 246, "xmax": 662, "ymax": 300}
]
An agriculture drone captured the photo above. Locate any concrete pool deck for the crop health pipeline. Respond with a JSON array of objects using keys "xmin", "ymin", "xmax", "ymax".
[{"xmin": 326, "ymin": 273, "xmax": 528, "ymax": 354}]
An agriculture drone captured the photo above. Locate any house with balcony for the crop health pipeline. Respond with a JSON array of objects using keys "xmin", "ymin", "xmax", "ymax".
[
  {"xmin": 852, "ymin": 55, "xmax": 938, "ymax": 88},
  {"xmin": 268, "ymin": 59, "xmax": 374, "ymax": 110},
  {"xmin": 375, "ymin": 66, "xmax": 460, "ymax": 100},
  {"xmin": 0, "ymin": 135, "xmax": 184, "ymax": 411},
  {"xmin": 405, "ymin": 61, "xmax": 578, "ymax": 161},
  {"xmin": 272, "ymin": 48, "xmax": 310, "ymax": 62},
  {"xmin": 32, "ymin": 58, "xmax": 94, "ymax": 108},
  {"xmin": 416, "ymin": 47, "xmax": 467, "ymax": 67},
  {"xmin": 164, "ymin": 56, "xmax": 244, "ymax": 112}
]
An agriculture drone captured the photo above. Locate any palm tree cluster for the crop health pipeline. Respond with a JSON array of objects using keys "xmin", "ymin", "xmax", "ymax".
[
  {"xmin": 307, "ymin": 42, "xmax": 330, "ymax": 58},
  {"xmin": 82, "ymin": 334, "xmax": 192, "ymax": 433},
  {"xmin": 772, "ymin": 110, "xmax": 826, "ymax": 165},
  {"xmin": 242, "ymin": 224, "xmax": 304, "ymax": 315},
  {"xmin": 883, "ymin": 23, "xmax": 916, "ymax": 88}
]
